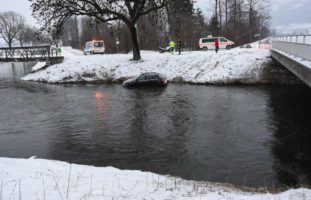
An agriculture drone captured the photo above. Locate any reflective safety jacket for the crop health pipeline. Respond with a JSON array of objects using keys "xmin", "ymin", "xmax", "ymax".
[{"xmin": 169, "ymin": 41, "xmax": 176, "ymax": 48}]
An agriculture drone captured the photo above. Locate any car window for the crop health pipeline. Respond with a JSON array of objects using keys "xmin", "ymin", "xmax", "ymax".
[
  {"xmin": 145, "ymin": 75, "xmax": 158, "ymax": 80},
  {"xmin": 94, "ymin": 42, "xmax": 104, "ymax": 48},
  {"xmin": 137, "ymin": 75, "xmax": 146, "ymax": 81},
  {"xmin": 220, "ymin": 38, "xmax": 227, "ymax": 42}
]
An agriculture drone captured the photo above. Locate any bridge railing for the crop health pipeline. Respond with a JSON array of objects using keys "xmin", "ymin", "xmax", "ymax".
[
  {"xmin": 0, "ymin": 46, "xmax": 62, "ymax": 61},
  {"xmin": 272, "ymin": 35, "xmax": 311, "ymax": 62}
]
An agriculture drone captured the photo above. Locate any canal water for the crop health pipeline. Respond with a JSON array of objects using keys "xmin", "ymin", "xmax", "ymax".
[{"xmin": 0, "ymin": 62, "xmax": 311, "ymax": 188}]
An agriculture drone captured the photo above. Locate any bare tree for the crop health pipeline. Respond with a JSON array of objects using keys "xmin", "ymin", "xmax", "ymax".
[
  {"xmin": 16, "ymin": 24, "xmax": 27, "ymax": 47},
  {"xmin": 0, "ymin": 11, "xmax": 26, "ymax": 48},
  {"xmin": 29, "ymin": 0, "xmax": 167, "ymax": 60}
]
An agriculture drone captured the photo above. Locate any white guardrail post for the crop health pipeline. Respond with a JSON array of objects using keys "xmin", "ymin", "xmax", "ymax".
[{"xmin": 272, "ymin": 35, "xmax": 311, "ymax": 62}]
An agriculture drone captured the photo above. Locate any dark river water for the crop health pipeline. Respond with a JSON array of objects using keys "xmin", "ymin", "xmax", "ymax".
[{"xmin": 1, "ymin": 62, "xmax": 311, "ymax": 188}]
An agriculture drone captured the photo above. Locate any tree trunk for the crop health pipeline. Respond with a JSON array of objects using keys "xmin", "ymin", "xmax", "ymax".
[
  {"xmin": 215, "ymin": 0, "xmax": 218, "ymax": 22},
  {"xmin": 128, "ymin": 24, "xmax": 141, "ymax": 61},
  {"xmin": 8, "ymin": 39, "xmax": 12, "ymax": 48},
  {"xmin": 225, "ymin": 0, "xmax": 228, "ymax": 34},
  {"xmin": 219, "ymin": 0, "xmax": 222, "ymax": 33},
  {"xmin": 233, "ymin": 0, "xmax": 237, "ymax": 36},
  {"xmin": 249, "ymin": 2, "xmax": 253, "ymax": 43}
]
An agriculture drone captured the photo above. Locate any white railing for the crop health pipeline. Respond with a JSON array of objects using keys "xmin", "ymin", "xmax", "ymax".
[{"xmin": 272, "ymin": 35, "xmax": 311, "ymax": 61}]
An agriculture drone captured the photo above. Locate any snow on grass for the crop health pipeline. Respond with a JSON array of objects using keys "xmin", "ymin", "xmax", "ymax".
[
  {"xmin": 31, "ymin": 62, "xmax": 47, "ymax": 72},
  {"xmin": 0, "ymin": 157, "xmax": 310, "ymax": 200},
  {"xmin": 22, "ymin": 47, "xmax": 271, "ymax": 84}
]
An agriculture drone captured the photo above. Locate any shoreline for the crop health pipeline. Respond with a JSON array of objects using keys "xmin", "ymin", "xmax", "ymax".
[
  {"xmin": 22, "ymin": 48, "xmax": 276, "ymax": 85},
  {"xmin": 0, "ymin": 157, "xmax": 310, "ymax": 199},
  {"xmin": 21, "ymin": 48, "xmax": 303, "ymax": 86}
]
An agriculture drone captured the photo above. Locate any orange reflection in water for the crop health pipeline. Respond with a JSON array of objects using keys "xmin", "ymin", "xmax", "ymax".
[
  {"xmin": 93, "ymin": 91, "xmax": 108, "ymax": 129},
  {"xmin": 95, "ymin": 91, "xmax": 105, "ymax": 100}
]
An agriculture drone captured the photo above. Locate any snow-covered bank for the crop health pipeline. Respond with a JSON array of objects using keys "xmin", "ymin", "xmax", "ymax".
[
  {"xmin": 0, "ymin": 157, "xmax": 310, "ymax": 200},
  {"xmin": 22, "ymin": 48, "xmax": 274, "ymax": 84}
]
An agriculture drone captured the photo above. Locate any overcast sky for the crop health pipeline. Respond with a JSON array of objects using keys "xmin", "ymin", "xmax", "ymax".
[{"xmin": 0, "ymin": 0, "xmax": 310, "ymax": 32}]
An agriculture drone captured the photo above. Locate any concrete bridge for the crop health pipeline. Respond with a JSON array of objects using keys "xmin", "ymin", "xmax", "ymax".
[{"xmin": 271, "ymin": 35, "xmax": 311, "ymax": 87}]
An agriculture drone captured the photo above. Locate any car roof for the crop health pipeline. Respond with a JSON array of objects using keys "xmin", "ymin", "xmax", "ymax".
[
  {"xmin": 140, "ymin": 72, "xmax": 161, "ymax": 76},
  {"xmin": 201, "ymin": 37, "xmax": 223, "ymax": 39},
  {"xmin": 86, "ymin": 40, "xmax": 104, "ymax": 43}
]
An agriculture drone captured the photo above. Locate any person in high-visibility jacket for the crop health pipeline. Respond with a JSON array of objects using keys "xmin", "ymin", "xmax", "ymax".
[{"xmin": 169, "ymin": 40, "xmax": 176, "ymax": 55}]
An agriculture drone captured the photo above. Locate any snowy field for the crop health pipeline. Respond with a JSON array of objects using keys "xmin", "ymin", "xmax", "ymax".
[
  {"xmin": 0, "ymin": 157, "xmax": 310, "ymax": 200},
  {"xmin": 22, "ymin": 47, "xmax": 272, "ymax": 84}
]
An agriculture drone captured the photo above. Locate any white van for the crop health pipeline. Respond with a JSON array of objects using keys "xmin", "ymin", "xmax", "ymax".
[
  {"xmin": 84, "ymin": 40, "xmax": 105, "ymax": 55},
  {"xmin": 199, "ymin": 37, "xmax": 234, "ymax": 51}
]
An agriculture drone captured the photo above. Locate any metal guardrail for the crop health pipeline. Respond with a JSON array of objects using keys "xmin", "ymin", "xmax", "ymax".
[
  {"xmin": 0, "ymin": 46, "xmax": 61, "ymax": 61},
  {"xmin": 273, "ymin": 35, "xmax": 311, "ymax": 44},
  {"xmin": 272, "ymin": 36, "xmax": 311, "ymax": 62}
]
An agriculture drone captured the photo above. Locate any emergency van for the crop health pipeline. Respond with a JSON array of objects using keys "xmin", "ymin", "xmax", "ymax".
[
  {"xmin": 199, "ymin": 37, "xmax": 234, "ymax": 51},
  {"xmin": 84, "ymin": 40, "xmax": 105, "ymax": 55}
]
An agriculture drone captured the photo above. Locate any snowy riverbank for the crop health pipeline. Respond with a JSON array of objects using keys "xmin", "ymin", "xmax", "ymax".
[
  {"xmin": 22, "ymin": 47, "xmax": 273, "ymax": 84},
  {"xmin": 0, "ymin": 157, "xmax": 310, "ymax": 200}
]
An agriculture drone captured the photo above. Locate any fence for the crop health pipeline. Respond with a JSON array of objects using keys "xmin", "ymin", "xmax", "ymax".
[
  {"xmin": 0, "ymin": 46, "xmax": 61, "ymax": 62},
  {"xmin": 272, "ymin": 35, "xmax": 311, "ymax": 62}
]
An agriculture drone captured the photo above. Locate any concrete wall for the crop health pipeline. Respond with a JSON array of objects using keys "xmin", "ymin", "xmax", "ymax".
[{"xmin": 271, "ymin": 50, "xmax": 311, "ymax": 87}]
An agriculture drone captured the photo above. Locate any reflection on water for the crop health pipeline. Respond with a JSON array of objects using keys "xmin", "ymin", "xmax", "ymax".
[
  {"xmin": 0, "ymin": 62, "xmax": 34, "ymax": 80},
  {"xmin": 267, "ymin": 87, "xmax": 311, "ymax": 187},
  {"xmin": 0, "ymin": 62, "xmax": 311, "ymax": 188}
]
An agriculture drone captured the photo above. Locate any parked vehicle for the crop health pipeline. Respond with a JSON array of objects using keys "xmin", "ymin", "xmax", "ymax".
[
  {"xmin": 123, "ymin": 72, "xmax": 168, "ymax": 88},
  {"xmin": 199, "ymin": 37, "xmax": 234, "ymax": 51},
  {"xmin": 159, "ymin": 46, "xmax": 171, "ymax": 53},
  {"xmin": 84, "ymin": 40, "xmax": 105, "ymax": 55}
]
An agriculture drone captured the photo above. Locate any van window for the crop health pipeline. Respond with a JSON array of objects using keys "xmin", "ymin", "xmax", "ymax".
[
  {"xmin": 94, "ymin": 42, "xmax": 104, "ymax": 48},
  {"xmin": 220, "ymin": 38, "xmax": 227, "ymax": 42},
  {"xmin": 87, "ymin": 43, "xmax": 92, "ymax": 48},
  {"xmin": 202, "ymin": 38, "xmax": 216, "ymax": 43}
]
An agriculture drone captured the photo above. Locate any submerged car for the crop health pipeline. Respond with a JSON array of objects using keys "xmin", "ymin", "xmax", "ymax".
[{"xmin": 123, "ymin": 72, "xmax": 168, "ymax": 88}]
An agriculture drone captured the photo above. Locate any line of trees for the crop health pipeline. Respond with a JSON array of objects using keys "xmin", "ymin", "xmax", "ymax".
[
  {"xmin": 58, "ymin": 0, "xmax": 209, "ymax": 53},
  {"xmin": 30, "ymin": 0, "xmax": 167, "ymax": 60},
  {"xmin": 28, "ymin": 0, "xmax": 271, "ymax": 60},
  {"xmin": 0, "ymin": 11, "xmax": 49, "ymax": 48},
  {"xmin": 209, "ymin": 0, "xmax": 271, "ymax": 45},
  {"xmin": 57, "ymin": 0, "xmax": 270, "ymax": 55}
]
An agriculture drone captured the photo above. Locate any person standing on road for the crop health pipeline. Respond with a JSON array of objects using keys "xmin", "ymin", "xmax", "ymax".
[
  {"xmin": 177, "ymin": 39, "xmax": 182, "ymax": 55},
  {"xmin": 215, "ymin": 37, "xmax": 219, "ymax": 53},
  {"xmin": 169, "ymin": 40, "xmax": 176, "ymax": 55}
]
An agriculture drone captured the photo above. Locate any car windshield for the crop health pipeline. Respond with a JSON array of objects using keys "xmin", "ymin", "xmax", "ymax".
[{"xmin": 94, "ymin": 42, "xmax": 104, "ymax": 48}]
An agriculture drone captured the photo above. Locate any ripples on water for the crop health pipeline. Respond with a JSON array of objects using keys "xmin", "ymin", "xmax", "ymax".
[{"xmin": 0, "ymin": 62, "xmax": 311, "ymax": 188}]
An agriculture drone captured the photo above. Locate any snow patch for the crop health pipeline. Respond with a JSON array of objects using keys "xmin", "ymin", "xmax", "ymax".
[
  {"xmin": 31, "ymin": 62, "xmax": 47, "ymax": 72},
  {"xmin": 0, "ymin": 157, "xmax": 310, "ymax": 200}
]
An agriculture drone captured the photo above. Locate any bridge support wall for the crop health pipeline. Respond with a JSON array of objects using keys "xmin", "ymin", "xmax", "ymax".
[{"xmin": 271, "ymin": 49, "xmax": 311, "ymax": 87}]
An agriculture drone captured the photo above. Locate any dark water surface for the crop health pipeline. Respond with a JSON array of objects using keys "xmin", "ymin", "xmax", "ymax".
[{"xmin": 1, "ymin": 62, "xmax": 311, "ymax": 188}]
